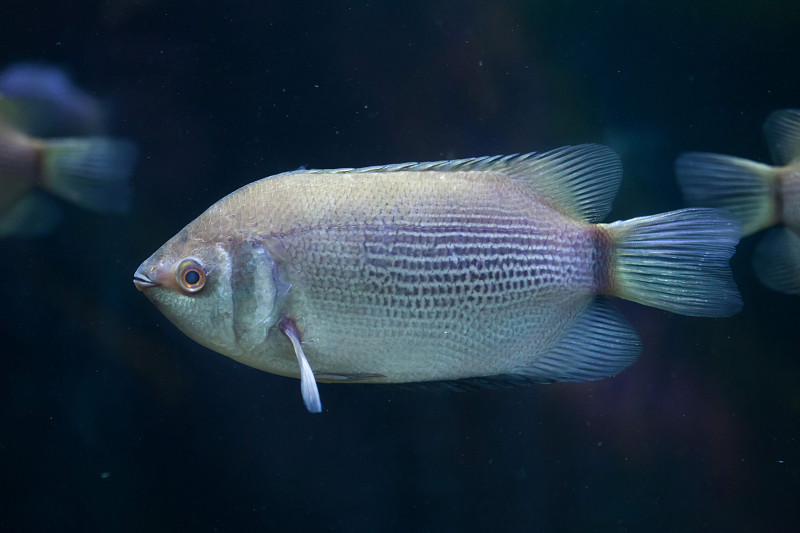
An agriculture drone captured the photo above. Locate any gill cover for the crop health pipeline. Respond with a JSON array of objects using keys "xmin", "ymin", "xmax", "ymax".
[{"xmin": 231, "ymin": 240, "xmax": 286, "ymax": 352}]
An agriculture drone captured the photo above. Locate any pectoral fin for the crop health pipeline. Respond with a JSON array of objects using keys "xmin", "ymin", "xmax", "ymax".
[{"xmin": 280, "ymin": 318, "xmax": 322, "ymax": 413}]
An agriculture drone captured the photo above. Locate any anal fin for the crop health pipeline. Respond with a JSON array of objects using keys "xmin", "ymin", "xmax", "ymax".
[{"xmin": 514, "ymin": 297, "xmax": 642, "ymax": 382}]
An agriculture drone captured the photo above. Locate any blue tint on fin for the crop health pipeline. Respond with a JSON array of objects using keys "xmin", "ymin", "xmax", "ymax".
[{"xmin": 515, "ymin": 297, "xmax": 642, "ymax": 382}]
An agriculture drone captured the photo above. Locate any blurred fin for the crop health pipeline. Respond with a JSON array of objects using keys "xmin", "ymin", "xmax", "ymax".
[
  {"xmin": 0, "ymin": 62, "xmax": 105, "ymax": 136},
  {"xmin": 753, "ymin": 227, "xmax": 800, "ymax": 295},
  {"xmin": 513, "ymin": 297, "xmax": 641, "ymax": 382},
  {"xmin": 763, "ymin": 109, "xmax": 800, "ymax": 166},
  {"xmin": 676, "ymin": 152, "xmax": 779, "ymax": 236},
  {"xmin": 280, "ymin": 318, "xmax": 322, "ymax": 413},
  {"xmin": 0, "ymin": 95, "xmax": 67, "ymax": 136},
  {"xmin": 0, "ymin": 192, "xmax": 61, "ymax": 237},
  {"xmin": 0, "ymin": 95, "xmax": 31, "ymax": 130},
  {"xmin": 41, "ymin": 137, "xmax": 137, "ymax": 213},
  {"xmin": 606, "ymin": 208, "xmax": 742, "ymax": 317}
]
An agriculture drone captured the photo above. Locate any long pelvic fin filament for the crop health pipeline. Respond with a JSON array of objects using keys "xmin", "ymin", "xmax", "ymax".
[{"xmin": 280, "ymin": 318, "xmax": 322, "ymax": 413}]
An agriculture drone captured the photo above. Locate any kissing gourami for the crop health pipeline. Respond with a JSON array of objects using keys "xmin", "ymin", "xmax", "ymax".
[{"xmin": 134, "ymin": 144, "xmax": 742, "ymax": 412}]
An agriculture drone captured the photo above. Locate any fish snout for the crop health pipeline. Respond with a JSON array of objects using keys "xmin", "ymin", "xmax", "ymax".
[
  {"xmin": 133, "ymin": 268, "xmax": 157, "ymax": 291},
  {"xmin": 134, "ymin": 260, "xmax": 175, "ymax": 291}
]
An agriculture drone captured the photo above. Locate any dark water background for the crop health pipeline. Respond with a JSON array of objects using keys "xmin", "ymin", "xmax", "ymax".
[{"xmin": 2, "ymin": 1, "xmax": 799, "ymax": 531}]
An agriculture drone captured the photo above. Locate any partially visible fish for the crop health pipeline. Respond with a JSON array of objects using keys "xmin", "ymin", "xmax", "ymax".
[
  {"xmin": 677, "ymin": 109, "xmax": 800, "ymax": 294},
  {"xmin": 0, "ymin": 62, "xmax": 106, "ymax": 137},
  {"xmin": 134, "ymin": 145, "xmax": 742, "ymax": 412},
  {"xmin": 0, "ymin": 72, "xmax": 137, "ymax": 237}
]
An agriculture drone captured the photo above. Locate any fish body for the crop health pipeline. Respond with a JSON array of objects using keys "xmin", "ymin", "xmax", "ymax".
[
  {"xmin": 135, "ymin": 145, "xmax": 741, "ymax": 411},
  {"xmin": 220, "ymin": 165, "xmax": 597, "ymax": 383},
  {"xmin": 677, "ymin": 109, "xmax": 800, "ymax": 294}
]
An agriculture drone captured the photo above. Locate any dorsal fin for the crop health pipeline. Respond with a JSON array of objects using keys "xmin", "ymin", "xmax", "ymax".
[
  {"xmin": 296, "ymin": 144, "xmax": 621, "ymax": 223},
  {"xmin": 502, "ymin": 144, "xmax": 621, "ymax": 223},
  {"xmin": 763, "ymin": 109, "xmax": 800, "ymax": 166}
]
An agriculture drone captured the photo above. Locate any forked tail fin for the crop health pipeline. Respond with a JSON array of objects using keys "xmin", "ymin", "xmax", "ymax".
[
  {"xmin": 602, "ymin": 208, "xmax": 742, "ymax": 317},
  {"xmin": 676, "ymin": 152, "xmax": 779, "ymax": 237}
]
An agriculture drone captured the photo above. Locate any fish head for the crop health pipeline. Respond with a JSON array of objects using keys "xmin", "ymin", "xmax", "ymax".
[{"xmin": 134, "ymin": 222, "xmax": 288, "ymax": 360}]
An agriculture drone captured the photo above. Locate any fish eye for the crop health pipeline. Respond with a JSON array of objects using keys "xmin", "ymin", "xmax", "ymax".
[{"xmin": 176, "ymin": 258, "xmax": 206, "ymax": 293}]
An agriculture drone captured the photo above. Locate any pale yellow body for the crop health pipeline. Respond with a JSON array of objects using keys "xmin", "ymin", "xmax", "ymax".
[
  {"xmin": 136, "ymin": 145, "xmax": 741, "ymax": 410},
  {"xmin": 219, "ymin": 168, "xmax": 598, "ymax": 382}
]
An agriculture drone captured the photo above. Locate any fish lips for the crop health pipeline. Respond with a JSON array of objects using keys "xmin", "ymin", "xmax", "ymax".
[{"xmin": 133, "ymin": 267, "xmax": 158, "ymax": 291}]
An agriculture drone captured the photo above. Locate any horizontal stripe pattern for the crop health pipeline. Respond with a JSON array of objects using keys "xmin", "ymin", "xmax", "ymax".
[{"xmin": 219, "ymin": 168, "xmax": 603, "ymax": 380}]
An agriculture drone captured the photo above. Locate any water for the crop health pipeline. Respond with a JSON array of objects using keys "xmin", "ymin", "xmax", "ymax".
[{"xmin": 1, "ymin": 2, "xmax": 798, "ymax": 531}]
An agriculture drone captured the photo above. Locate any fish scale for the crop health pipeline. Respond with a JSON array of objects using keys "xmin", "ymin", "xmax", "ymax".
[{"xmin": 251, "ymin": 173, "xmax": 599, "ymax": 382}]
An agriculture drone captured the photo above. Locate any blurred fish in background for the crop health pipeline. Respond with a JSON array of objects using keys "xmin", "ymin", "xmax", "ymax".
[
  {"xmin": 0, "ymin": 62, "xmax": 138, "ymax": 237},
  {"xmin": 677, "ymin": 110, "xmax": 800, "ymax": 295},
  {"xmin": 0, "ymin": 62, "xmax": 107, "ymax": 137}
]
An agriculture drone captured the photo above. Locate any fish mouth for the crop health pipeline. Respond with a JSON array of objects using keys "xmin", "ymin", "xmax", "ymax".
[{"xmin": 133, "ymin": 269, "xmax": 158, "ymax": 291}]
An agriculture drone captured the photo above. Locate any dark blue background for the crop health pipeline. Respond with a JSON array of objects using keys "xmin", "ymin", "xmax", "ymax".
[{"xmin": 1, "ymin": 1, "xmax": 798, "ymax": 531}]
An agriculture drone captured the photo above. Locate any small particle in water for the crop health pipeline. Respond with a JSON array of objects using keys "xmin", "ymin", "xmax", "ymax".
[{"xmin": 100, "ymin": 471, "xmax": 111, "ymax": 479}]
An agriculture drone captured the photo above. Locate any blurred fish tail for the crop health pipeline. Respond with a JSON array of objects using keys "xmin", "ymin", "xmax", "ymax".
[
  {"xmin": 602, "ymin": 208, "xmax": 742, "ymax": 317},
  {"xmin": 41, "ymin": 137, "xmax": 137, "ymax": 213},
  {"xmin": 676, "ymin": 152, "xmax": 779, "ymax": 236}
]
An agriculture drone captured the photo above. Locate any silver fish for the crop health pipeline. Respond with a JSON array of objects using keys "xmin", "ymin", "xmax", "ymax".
[
  {"xmin": 135, "ymin": 144, "xmax": 741, "ymax": 412},
  {"xmin": 677, "ymin": 109, "xmax": 800, "ymax": 294}
]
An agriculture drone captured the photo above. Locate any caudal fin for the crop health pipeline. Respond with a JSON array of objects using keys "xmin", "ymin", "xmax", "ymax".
[
  {"xmin": 41, "ymin": 137, "xmax": 138, "ymax": 213},
  {"xmin": 604, "ymin": 208, "xmax": 742, "ymax": 317},
  {"xmin": 676, "ymin": 152, "xmax": 779, "ymax": 237}
]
